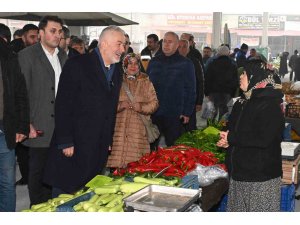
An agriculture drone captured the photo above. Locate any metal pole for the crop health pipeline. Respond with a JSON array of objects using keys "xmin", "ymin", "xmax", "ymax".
[
  {"xmin": 261, "ymin": 12, "xmax": 269, "ymax": 47},
  {"xmin": 212, "ymin": 12, "xmax": 222, "ymax": 49}
]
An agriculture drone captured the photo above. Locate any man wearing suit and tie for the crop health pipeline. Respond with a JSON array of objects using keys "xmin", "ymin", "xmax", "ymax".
[
  {"xmin": 43, "ymin": 26, "xmax": 126, "ymax": 195},
  {"xmin": 18, "ymin": 15, "xmax": 67, "ymax": 205}
]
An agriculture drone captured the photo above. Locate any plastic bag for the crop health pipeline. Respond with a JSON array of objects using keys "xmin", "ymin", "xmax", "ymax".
[
  {"xmin": 201, "ymin": 99, "xmax": 215, "ymax": 120},
  {"xmin": 186, "ymin": 164, "xmax": 228, "ymax": 187}
]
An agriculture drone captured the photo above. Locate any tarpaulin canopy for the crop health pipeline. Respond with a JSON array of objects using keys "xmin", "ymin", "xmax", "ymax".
[{"xmin": 0, "ymin": 12, "xmax": 138, "ymax": 26}]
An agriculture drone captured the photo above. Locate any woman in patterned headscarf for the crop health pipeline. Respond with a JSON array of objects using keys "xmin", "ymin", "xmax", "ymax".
[
  {"xmin": 107, "ymin": 53, "xmax": 158, "ymax": 168},
  {"xmin": 217, "ymin": 59, "xmax": 285, "ymax": 212}
]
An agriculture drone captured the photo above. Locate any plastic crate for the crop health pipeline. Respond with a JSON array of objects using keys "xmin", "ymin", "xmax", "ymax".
[
  {"xmin": 56, "ymin": 191, "xmax": 95, "ymax": 212},
  {"xmin": 280, "ymin": 184, "xmax": 295, "ymax": 212},
  {"xmin": 286, "ymin": 104, "xmax": 300, "ymax": 118},
  {"xmin": 180, "ymin": 175, "xmax": 200, "ymax": 189},
  {"xmin": 216, "ymin": 194, "xmax": 228, "ymax": 212},
  {"xmin": 282, "ymin": 123, "xmax": 292, "ymax": 141}
]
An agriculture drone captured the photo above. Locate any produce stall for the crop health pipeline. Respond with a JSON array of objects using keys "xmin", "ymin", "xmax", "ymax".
[
  {"xmin": 23, "ymin": 116, "xmax": 297, "ymax": 212},
  {"xmin": 23, "ymin": 124, "xmax": 230, "ymax": 212}
]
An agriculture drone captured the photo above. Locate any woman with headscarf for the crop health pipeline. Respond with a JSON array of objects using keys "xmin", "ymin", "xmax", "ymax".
[
  {"xmin": 107, "ymin": 53, "xmax": 158, "ymax": 168},
  {"xmin": 217, "ymin": 59, "xmax": 285, "ymax": 212}
]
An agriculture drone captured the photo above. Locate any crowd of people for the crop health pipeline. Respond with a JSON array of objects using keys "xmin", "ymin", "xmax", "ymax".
[{"xmin": 0, "ymin": 14, "xmax": 291, "ymax": 212}]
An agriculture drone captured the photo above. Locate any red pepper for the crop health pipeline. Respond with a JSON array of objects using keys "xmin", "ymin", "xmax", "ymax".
[
  {"xmin": 112, "ymin": 168, "xmax": 126, "ymax": 176},
  {"xmin": 127, "ymin": 161, "xmax": 140, "ymax": 168}
]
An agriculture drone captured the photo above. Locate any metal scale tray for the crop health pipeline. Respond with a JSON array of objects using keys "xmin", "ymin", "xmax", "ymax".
[{"xmin": 123, "ymin": 185, "xmax": 201, "ymax": 212}]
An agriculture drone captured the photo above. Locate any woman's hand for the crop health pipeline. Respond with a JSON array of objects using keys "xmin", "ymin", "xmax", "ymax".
[
  {"xmin": 217, "ymin": 138, "xmax": 229, "ymax": 148},
  {"xmin": 220, "ymin": 131, "xmax": 229, "ymax": 140},
  {"xmin": 119, "ymin": 101, "xmax": 131, "ymax": 110},
  {"xmin": 217, "ymin": 131, "xmax": 229, "ymax": 148},
  {"xmin": 133, "ymin": 102, "xmax": 142, "ymax": 112}
]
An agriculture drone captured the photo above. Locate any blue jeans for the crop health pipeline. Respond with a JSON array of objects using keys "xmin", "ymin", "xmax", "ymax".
[{"xmin": 0, "ymin": 133, "xmax": 16, "ymax": 212}]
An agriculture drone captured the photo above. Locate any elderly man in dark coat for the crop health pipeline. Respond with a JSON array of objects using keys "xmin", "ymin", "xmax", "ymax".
[{"xmin": 43, "ymin": 26, "xmax": 126, "ymax": 194}]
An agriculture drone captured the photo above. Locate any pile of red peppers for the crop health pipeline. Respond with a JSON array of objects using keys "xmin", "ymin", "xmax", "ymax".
[{"xmin": 113, "ymin": 145, "xmax": 225, "ymax": 177}]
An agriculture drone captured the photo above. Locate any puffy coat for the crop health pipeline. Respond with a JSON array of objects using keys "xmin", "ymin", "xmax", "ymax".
[{"xmin": 107, "ymin": 73, "xmax": 158, "ymax": 168}]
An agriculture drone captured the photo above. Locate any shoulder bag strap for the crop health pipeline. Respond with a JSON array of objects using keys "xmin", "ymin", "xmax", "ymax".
[{"xmin": 122, "ymin": 82, "xmax": 149, "ymax": 126}]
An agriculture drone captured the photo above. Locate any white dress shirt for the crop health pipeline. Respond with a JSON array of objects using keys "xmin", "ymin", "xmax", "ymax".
[{"xmin": 41, "ymin": 44, "xmax": 62, "ymax": 97}]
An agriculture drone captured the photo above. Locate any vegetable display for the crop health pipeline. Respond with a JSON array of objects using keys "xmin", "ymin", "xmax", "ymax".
[
  {"xmin": 113, "ymin": 144, "xmax": 222, "ymax": 177},
  {"xmin": 175, "ymin": 126, "xmax": 226, "ymax": 163}
]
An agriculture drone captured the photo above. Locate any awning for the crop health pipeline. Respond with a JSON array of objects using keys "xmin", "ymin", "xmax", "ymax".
[{"xmin": 0, "ymin": 12, "xmax": 138, "ymax": 26}]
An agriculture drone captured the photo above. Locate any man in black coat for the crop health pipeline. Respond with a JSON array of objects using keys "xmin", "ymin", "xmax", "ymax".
[
  {"xmin": 178, "ymin": 39, "xmax": 204, "ymax": 131},
  {"xmin": 43, "ymin": 25, "xmax": 126, "ymax": 194},
  {"xmin": 205, "ymin": 45, "xmax": 239, "ymax": 120},
  {"xmin": 0, "ymin": 24, "xmax": 29, "ymax": 211}
]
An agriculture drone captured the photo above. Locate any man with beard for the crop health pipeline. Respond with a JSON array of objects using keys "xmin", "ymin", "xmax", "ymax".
[
  {"xmin": 18, "ymin": 15, "xmax": 67, "ymax": 205},
  {"xmin": 43, "ymin": 26, "xmax": 126, "ymax": 195},
  {"xmin": 141, "ymin": 33, "xmax": 161, "ymax": 58},
  {"xmin": 10, "ymin": 24, "xmax": 39, "ymax": 54}
]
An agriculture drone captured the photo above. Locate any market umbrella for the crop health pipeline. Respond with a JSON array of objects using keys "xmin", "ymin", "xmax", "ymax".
[
  {"xmin": 223, "ymin": 23, "xmax": 231, "ymax": 48},
  {"xmin": 0, "ymin": 12, "xmax": 138, "ymax": 26}
]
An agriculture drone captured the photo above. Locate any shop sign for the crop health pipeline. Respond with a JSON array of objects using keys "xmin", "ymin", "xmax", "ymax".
[
  {"xmin": 238, "ymin": 15, "xmax": 281, "ymax": 30},
  {"xmin": 167, "ymin": 14, "xmax": 213, "ymax": 27}
]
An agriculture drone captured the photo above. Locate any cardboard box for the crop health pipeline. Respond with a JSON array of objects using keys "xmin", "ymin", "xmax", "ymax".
[{"xmin": 282, "ymin": 154, "xmax": 300, "ymax": 184}]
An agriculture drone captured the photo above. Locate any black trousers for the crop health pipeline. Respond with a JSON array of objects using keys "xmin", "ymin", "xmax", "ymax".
[
  {"xmin": 151, "ymin": 115, "xmax": 184, "ymax": 150},
  {"xmin": 16, "ymin": 143, "xmax": 29, "ymax": 182},
  {"xmin": 28, "ymin": 147, "xmax": 52, "ymax": 206}
]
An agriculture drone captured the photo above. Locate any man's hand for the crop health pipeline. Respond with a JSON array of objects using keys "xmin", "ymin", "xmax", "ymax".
[
  {"xmin": 179, "ymin": 115, "xmax": 190, "ymax": 124},
  {"xmin": 16, "ymin": 133, "xmax": 27, "ymax": 143},
  {"xmin": 63, "ymin": 146, "xmax": 74, "ymax": 157},
  {"xmin": 29, "ymin": 124, "xmax": 38, "ymax": 139}
]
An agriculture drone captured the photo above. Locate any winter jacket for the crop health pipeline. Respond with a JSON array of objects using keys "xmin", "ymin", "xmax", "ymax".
[
  {"xmin": 205, "ymin": 55, "xmax": 238, "ymax": 97},
  {"xmin": 107, "ymin": 73, "xmax": 158, "ymax": 168},
  {"xmin": 225, "ymin": 88, "xmax": 284, "ymax": 182},
  {"xmin": 147, "ymin": 51, "xmax": 196, "ymax": 117},
  {"xmin": 0, "ymin": 38, "xmax": 29, "ymax": 149}
]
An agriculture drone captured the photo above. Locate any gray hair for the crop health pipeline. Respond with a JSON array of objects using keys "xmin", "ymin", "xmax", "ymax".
[{"xmin": 99, "ymin": 25, "xmax": 125, "ymax": 43}]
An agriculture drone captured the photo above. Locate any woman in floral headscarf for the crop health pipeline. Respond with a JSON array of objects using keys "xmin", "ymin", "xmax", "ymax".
[
  {"xmin": 217, "ymin": 59, "xmax": 285, "ymax": 212},
  {"xmin": 107, "ymin": 53, "xmax": 158, "ymax": 168}
]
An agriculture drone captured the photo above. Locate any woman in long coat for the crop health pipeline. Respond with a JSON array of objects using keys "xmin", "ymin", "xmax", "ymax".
[
  {"xmin": 107, "ymin": 53, "xmax": 158, "ymax": 168},
  {"xmin": 217, "ymin": 59, "xmax": 284, "ymax": 211}
]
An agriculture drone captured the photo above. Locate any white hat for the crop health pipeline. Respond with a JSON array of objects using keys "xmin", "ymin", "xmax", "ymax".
[{"xmin": 217, "ymin": 45, "xmax": 230, "ymax": 56}]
